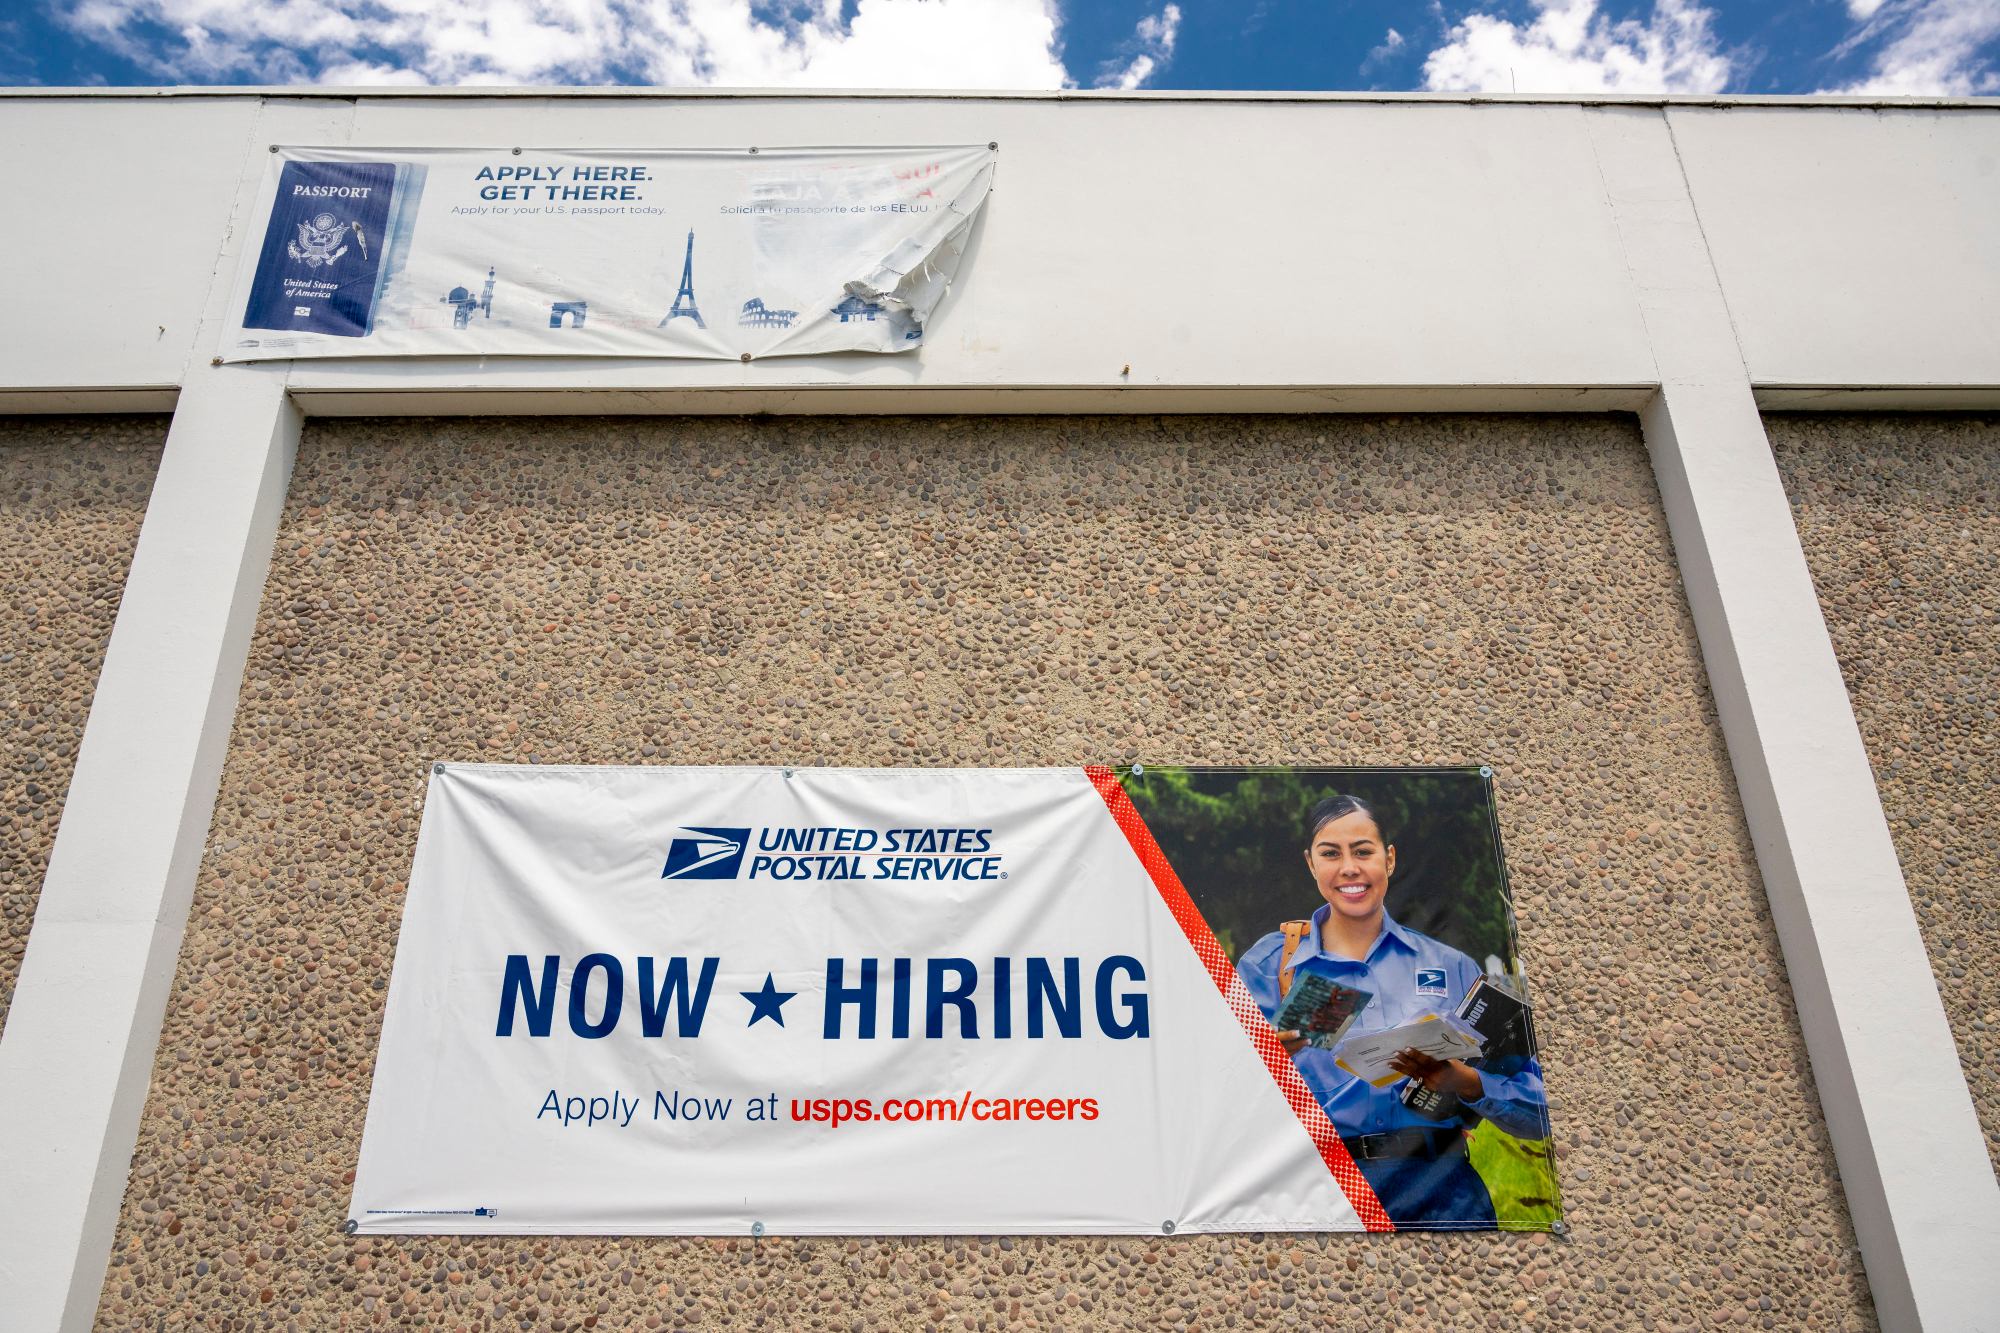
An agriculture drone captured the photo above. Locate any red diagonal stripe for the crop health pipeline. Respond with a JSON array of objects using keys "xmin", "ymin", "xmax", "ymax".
[{"xmin": 1085, "ymin": 765, "xmax": 1393, "ymax": 1232}]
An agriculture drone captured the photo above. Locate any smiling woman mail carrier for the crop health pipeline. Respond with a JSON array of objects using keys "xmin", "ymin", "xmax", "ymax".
[{"xmin": 1236, "ymin": 794, "xmax": 1548, "ymax": 1228}]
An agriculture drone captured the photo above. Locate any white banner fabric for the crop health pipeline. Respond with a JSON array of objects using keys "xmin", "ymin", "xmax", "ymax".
[
  {"xmin": 349, "ymin": 765, "xmax": 1368, "ymax": 1235},
  {"xmin": 220, "ymin": 146, "xmax": 993, "ymax": 362}
]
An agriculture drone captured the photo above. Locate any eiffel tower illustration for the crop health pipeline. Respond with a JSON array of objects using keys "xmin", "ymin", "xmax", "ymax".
[{"xmin": 660, "ymin": 230, "xmax": 705, "ymax": 329}]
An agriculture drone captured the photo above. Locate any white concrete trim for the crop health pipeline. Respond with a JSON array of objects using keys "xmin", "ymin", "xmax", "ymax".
[
  {"xmin": 1585, "ymin": 103, "xmax": 2000, "ymax": 1332},
  {"xmin": 0, "ymin": 367, "xmax": 301, "ymax": 1333},
  {"xmin": 286, "ymin": 383, "xmax": 1655, "ymax": 417},
  {"xmin": 11, "ymin": 384, "xmax": 2000, "ymax": 419},
  {"xmin": 0, "ymin": 389, "xmax": 181, "ymax": 415},
  {"xmin": 10, "ymin": 384, "xmax": 2000, "ymax": 418},
  {"xmin": 4, "ymin": 86, "xmax": 1997, "ymax": 110},
  {"xmin": 1751, "ymin": 387, "xmax": 2000, "ymax": 411}
]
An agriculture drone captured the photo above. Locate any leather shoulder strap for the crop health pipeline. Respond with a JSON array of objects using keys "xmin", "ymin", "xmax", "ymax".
[{"xmin": 1278, "ymin": 920, "xmax": 1313, "ymax": 1001}]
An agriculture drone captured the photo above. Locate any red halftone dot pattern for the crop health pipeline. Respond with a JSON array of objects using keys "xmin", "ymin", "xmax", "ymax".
[{"xmin": 1085, "ymin": 765, "xmax": 1393, "ymax": 1232}]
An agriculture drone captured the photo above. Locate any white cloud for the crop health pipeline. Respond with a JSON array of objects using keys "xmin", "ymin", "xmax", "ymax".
[
  {"xmin": 314, "ymin": 59, "xmax": 433, "ymax": 87},
  {"xmin": 56, "ymin": 0, "xmax": 1071, "ymax": 89},
  {"xmin": 1825, "ymin": 0, "xmax": 2000, "ymax": 94},
  {"xmin": 1362, "ymin": 26, "xmax": 1407, "ymax": 74},
  {"xmin": 1421, "ymin": 0, "xmax": 1733, "ymax": 93},
  {"xmin": 1094, "ymin": 2, "xmax": 1181, "ymax": 90}
]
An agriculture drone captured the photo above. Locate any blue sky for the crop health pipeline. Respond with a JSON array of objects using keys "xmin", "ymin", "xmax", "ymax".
[{"xmin": 3, "ymin": 0, "xmax": 1996, "ymax": 95}]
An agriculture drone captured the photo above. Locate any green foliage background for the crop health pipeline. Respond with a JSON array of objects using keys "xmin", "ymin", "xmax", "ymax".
[{"xmin": 1118, "ymin": 766, "xmax": 1518, "ymax": 974}]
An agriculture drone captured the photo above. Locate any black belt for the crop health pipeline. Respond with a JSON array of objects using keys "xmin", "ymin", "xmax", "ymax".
[{"xmin": 1341, "ymin": 1127, "xmax": 1464, "ymax": 1162}]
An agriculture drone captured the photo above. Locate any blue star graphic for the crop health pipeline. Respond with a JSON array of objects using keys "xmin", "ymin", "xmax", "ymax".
[{"xmin": 741, "ymin": 974, "xmax": 797, "ymax": 1028}]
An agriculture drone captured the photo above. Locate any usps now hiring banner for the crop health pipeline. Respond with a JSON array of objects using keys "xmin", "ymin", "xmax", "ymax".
[
  {"xmin": 350, "ymin": 765, "xmax": 1559, "ymax": 1236},
  {"xmin": 221, "ymin": 145, "xmax": 993, "ymax": 362}
]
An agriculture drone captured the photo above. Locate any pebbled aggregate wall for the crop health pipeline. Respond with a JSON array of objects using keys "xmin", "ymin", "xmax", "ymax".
[
  {"xmin": 0, "ymin": 415, "xmax": 161, "ymax": 1034},
  {"xmin": 1772, "ymin": 413, "xmax": 2000, "ymax": 1173},
  {"xmin": 99, "ymin": 415, "xmax": 1875, "ymax": 1330}
]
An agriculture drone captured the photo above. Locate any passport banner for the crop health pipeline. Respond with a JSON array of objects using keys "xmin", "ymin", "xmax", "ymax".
[
  {"xmin": 240, "ymin": 160, "xmax": 403, "ymax": 338},
  {"xmin": 221, "ymin": 146, "xmax": 993, "ymax": 362},
  {"xmin": 350, "ymin": 765, "xmax": 1559, "ymax": 1235}
]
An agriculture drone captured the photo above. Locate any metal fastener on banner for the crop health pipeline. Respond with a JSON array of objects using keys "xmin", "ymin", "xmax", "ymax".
[
  {"xmin": 1131, "ymin": 762, "xmax": 1144, "ymax": 778},
  {"xmin": 1161, "ymin": 1220, "xmax": 1176, "ymax": 1235},
  {"xmin": 268, "ymin": 144, "xmax": 279, "ymax": 154},
  {"xmin": 511, "ymin": 147, "xmax": 522, "ymax": 155},
  {"xmin": 1551, "ymin": 1220, "xmax": 1571, "ymax": 1237},
  {"xmin": 783, "ymin": 768, "xmax": 794, "ymax": 780},
  {"xmin": 748, "ymin": 147, "xmax": 759, "ymax": 155},
  {"xmin": 1479, "ymin": 766, "xmax": 1493, "ymax": 779},
  {"xmin": 434, "ymin": 763, "xmax": 446, "ymax": 775},
  {"xmin": 751, "ymin": 1221, "xmax": 766, "ymax": 1238},
  {"xmin": 342, "ymin": 1219, "xmax": 357, "ymax": 1235}
]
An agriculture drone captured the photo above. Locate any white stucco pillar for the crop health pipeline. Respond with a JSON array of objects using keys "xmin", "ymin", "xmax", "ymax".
[
  {"xmin": 0, "ymin": 367, "xmax": 299, "ymax": 1333},
  {"xmin": 1587, "ymin": 104, "xmax": 2000, "ymax": 1332}
]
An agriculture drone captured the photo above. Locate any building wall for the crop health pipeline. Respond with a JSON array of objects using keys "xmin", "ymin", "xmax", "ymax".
[
  {"xmin": 1773, "ymin": 413, "xmax": 2000, "ymax": 1171},
  {"xmin": 97, "ymin": 414, "xmax": 1876, "ymax": 1329},
  {"xmin": 4, "ymin": 94, "xmax": 1997, "ymax": 403},
  {"xmin": 0, "ymin": 417, "xmax": 161, "ymax": 1033},
  {"xmin": 1668, "ymin": 109, "xmax": 2000, "ymax": 390}
]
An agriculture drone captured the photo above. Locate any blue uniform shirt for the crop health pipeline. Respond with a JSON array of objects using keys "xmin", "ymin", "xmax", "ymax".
[{"xmin": 1237, "ymin": 906, "xmax": 1548, "ymax": 1141}]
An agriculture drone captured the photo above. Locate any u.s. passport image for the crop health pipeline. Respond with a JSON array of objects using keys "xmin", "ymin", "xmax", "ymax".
[{"xmin": 243, "ymin": 160, "xmax": 399, "ymax": 336}]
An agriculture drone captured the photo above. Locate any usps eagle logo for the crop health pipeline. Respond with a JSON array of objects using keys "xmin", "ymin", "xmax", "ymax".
[
  {"xmin": 289, "ymin": 212, "xmax": 358, "ymax": 269},
  {"xmin": 660, "ymin": 827, "xmax": 750, "ymax": 881}
]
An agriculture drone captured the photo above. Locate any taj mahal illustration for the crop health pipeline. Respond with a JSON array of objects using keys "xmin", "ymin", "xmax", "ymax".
[{"xmin": 831, "ymin": 293, "xmax": 885, "ymax": 322}]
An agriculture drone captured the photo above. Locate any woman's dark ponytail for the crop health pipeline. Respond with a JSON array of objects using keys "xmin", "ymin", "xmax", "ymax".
[{"xmin": 1306, "ymin": 793, "xmax": 1387, "ymax": 844}]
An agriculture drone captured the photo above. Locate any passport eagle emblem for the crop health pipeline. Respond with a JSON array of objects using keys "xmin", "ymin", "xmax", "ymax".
[{"xmin": 289, "ymin": 212, "xmax": 353, "ymax": 268}]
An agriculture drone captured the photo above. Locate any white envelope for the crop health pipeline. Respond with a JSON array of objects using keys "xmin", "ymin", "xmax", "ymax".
[{"xmin": 1332, "ymin": 1013, "xmax": 1486, "ymax": 1087}]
